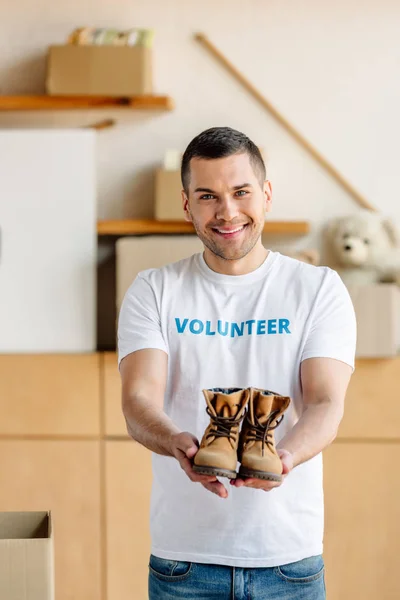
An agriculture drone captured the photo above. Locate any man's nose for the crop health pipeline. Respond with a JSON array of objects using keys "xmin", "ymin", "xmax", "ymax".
[{"xmin": 216, "ymin": 196, "xmax": 240, "ymax": 221}]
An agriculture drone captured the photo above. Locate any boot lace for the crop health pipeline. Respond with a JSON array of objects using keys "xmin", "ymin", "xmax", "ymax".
[
  {"xmin": 205, "ymin": 404, "xmax": 243, "ymax": 443},
  {"xmin": 245, "ymin": 410, "xmax": 284, "ymax": 456}
]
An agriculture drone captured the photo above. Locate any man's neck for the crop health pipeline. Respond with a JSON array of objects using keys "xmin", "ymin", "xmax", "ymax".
[{"xmin": 203, "ymin": 244, "xmax": 269, "ymax": 276}]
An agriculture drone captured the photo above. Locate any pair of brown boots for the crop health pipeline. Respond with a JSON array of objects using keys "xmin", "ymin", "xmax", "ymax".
[{"xmin": 193, "ymin": 387, "xmax": 290, "ymax": 482}]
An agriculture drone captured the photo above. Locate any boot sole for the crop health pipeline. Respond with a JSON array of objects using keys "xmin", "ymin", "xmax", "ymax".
[
  {"xmin": 238, "ymin": 467, "xmax": 282, "ymax": 482},
  {"xmin": 192, "ymin": 465, "xmax": 237, "ymax": 479}
]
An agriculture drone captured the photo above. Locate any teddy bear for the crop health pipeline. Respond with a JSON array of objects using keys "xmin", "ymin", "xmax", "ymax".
[{"xmin": 324, "ymin": 209, "xmax": 400, "ymax": 287}]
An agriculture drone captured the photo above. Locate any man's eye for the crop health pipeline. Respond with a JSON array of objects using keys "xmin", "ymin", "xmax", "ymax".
[
  {"xmin": 235, "ymin": 190, "xmax": 248, "ymax": 196},
  {"xmin": 200, "ymin": 194, "xmax": 214, "ymax": 200}
]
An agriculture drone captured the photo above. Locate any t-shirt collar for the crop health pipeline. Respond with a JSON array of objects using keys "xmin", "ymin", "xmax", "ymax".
[{"xmin": 195, "ymin": 250, "xmax": 277, "ymax": 285}]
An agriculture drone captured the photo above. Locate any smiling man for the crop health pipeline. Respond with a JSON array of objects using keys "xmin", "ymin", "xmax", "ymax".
[{"xmin": 118, "ymin": 127, "xmax": 356, "ymax": 600}]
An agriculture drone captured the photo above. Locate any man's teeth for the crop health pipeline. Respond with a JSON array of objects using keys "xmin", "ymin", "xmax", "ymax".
[{"xmin": 215, "ymin": 226, "xmax": 245, "ymax": 234}]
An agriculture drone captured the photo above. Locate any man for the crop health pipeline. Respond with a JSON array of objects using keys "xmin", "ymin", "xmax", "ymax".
[{"xmin": 118, "ymin": 127, "xmax": 356, "ymax": 599}]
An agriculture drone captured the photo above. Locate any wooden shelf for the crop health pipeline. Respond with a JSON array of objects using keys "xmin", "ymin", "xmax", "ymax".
[
  {"xmin": 0, "ymin": 95, "xmax": 174, "ymax": 111},
  {"xmin": 97, "ymin": 219, "xmax": 310, "ymax": 236}
]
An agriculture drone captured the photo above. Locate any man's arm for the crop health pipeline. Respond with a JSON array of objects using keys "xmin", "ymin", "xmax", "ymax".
[
  {"xmin": 120, "ymin": 348, "xmax": 229, "ymax": 497},
  {"xmin": 120, "ymin": 348, "xmax": 179, "ymax": 456},
  {"xmin": 277, "ymin": 356, "xmax": 353, "ymax": 467}
]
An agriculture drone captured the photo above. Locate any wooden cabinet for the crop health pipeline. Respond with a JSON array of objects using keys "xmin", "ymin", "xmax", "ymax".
[
  {"xmin": 0, "ymin": 354, "xmax": 102, "ymax": 600},
  {"xmin": 323, "ymin": 442, "xmax": 400, "ymax": 600},
  {"xmin": 0, "ymin": 353, "xmax": 398, "ymax": 599},
  {"xmin": 324, "ymin": 357, "xmax": 400, "ymax": 599},
  {"xmin": 103, "ymin": 353, "xmax": 152, "ymax": 599},
  {"xmin": 338, "ymin": 358, "xmax": 400, "ymax": 439},
  {"xmin": 0, "ymin": 440, "xmax": 101, "ymax": 600},
  {"xmin": 105, "ymin": 441, "xmax": 152, "ymax": 600},
  {"xmin": 0, "ymin": 354, "xmax": 100, "ymax": 436}
]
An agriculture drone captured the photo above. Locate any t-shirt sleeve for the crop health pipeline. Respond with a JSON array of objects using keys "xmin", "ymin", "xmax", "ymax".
[
  {"xmin": 118, "ymin": 274, "xmax": 168, "ymax": 366},
  {"xmin": 301, "ymin": 270, "xmax": 357, "ymax": 370}
]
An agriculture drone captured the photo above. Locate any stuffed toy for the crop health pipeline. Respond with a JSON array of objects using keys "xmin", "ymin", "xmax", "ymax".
[{"xmin": 324, "ymin": 209, "xmax": 400, "ymax": 286}]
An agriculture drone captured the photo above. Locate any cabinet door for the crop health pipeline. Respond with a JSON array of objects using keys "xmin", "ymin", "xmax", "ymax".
[
  {"xmin": 103, "ymin": 352, "xmax": 128, "ymax": 437},
  {"xmin": 338, "ymin": 358, "xmax": 400, "ymax": 439},
  {"xmin": 323, "ymin": 442, "xmax": 400, "ymax": 599},
  {"xmin": 0, "ymin": 354, "xmax": 100, "ymax": 435},
  {"xmin": 106, "ymin": 441, "xmax": 152, "ymax": 600},
  {"xmin": 0, "ymin": 130, "xmax": 96, "ymax": 352},
  {"xmin": 0, "ymin": 441, "xmax": 101, "ymax": 600}
]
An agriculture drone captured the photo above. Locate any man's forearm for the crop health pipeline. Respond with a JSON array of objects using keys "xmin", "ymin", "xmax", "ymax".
[
  {"xmin": 123, "ymin": 393, "xmax": 181, "ymax": 456},
  {"xmin": 277, "ymin": 397, "xmax": 343, "ymax": 468}
]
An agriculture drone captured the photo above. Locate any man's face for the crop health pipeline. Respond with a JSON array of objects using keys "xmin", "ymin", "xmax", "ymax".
[{"xmin": 182, "ymin": 152, "xmax": 272, "ymax": 261}]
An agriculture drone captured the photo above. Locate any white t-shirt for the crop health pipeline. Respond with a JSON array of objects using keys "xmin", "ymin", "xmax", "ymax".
[{"xmin": 118, "ymin": 250, "xmax": 356, "ymax": 568}]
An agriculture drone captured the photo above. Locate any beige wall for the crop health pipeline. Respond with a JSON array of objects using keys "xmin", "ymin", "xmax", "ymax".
[{"xmin": 0, "ymin": 0, "xmax": 399, "ymax": 254}]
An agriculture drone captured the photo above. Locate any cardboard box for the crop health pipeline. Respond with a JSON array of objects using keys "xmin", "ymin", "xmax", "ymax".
[
  {"xmin": 154, "ymin": 168, "xmax": 183, "ymax": 220},
  {"xmin": 0, "ymin": 511, "xmax": 54, "ymax": 600},
  {"xmin": 347, "ymin": 284, "xmax": 400, "ymax": 358},
  {"xmin": 116, "ymin": 236, "xmax": 203, "ymax": 310},
  {"xmin": 46, "ymin": 45, "xmax": 152, "ymax": 96}
]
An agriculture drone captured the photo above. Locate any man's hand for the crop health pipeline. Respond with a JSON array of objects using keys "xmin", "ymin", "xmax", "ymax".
[
  {"xmin": 230, "ymin": 449, "xmax": 294, "ymax": 491},
  {"xmin": 170, "ymin": 432, "xmax": 229, "ymax": 499}
]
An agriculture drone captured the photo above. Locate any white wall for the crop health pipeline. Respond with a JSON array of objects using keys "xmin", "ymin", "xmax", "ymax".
[{"xmin": 0, "ymin": 0, "xmax": 399, "ymax": 253}]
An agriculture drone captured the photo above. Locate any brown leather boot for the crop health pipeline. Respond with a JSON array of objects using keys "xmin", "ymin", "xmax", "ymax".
[
  {"xmin": 238, "ymin": 388, "xmax": 290, "ymax": 482},
  {"xmin": 193, "ymin": 387, "xmax": 250, "ymax": 479}
]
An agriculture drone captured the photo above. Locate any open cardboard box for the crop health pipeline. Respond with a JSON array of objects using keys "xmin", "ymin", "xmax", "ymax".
[{"xmin": 0, "ymin": 511, "xmax": 54, "ymax": 600}]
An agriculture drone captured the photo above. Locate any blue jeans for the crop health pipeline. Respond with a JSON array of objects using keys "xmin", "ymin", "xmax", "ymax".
[{"xmin": 148, "ymin": 554, "xmax": 326, "ymax": 599}]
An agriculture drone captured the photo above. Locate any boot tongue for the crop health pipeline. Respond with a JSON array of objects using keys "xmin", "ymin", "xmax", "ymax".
[
  {"xmin": 254, "ymin": 392, "xmax": 290, "ymax": 425},
  {"xmin": 254, "ymin": 396, "xmax": 274, "ymax": 425},
  {"xmin": 253, "ymin": 392, "xmax": 275, "ymax": 425},
  {"xmin": 214, "ymin": 393, "xmax": 239, "ymax": 418}
]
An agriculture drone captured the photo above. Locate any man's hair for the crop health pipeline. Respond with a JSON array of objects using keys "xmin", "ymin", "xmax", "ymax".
[{"xmin": 181, "ymin": 127, "xmax": 266, "ymax": 194}]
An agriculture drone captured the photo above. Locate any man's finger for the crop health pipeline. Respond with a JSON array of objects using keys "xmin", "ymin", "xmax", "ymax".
[
  {"xmin": 175, "ymin": 445, "xmax": 198, "ymax": 461},
  {"xmin": 179, "ymin": 459, "xmax": 228, "ymax": 496},
  {"xmin": 179, "ymin": 457, "xmax": 217, "ymax": 482},
  {"xmin": 231, "ymin": 477, "xmax": 281, "ymax": 490},
  {"xmin": 246, "ymin": 478, "xmax": 281, "ymax": 489},
  {"xmin": 202, "ymin": 480, "xmax": 228, "ymax": 498}
]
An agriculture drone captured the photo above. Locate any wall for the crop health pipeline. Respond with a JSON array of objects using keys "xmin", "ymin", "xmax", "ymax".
[{"xmin": 0, "ymin": 0, "xmax": 399, "ymax": 254}]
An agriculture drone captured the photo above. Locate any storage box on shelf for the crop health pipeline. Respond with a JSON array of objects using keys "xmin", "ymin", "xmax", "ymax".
[
  {"xmin": 46, "ymin": 45, "xmax": 152, "ymax": 97},
  {"xmin": 347, "ymin": 284, "xmax": 400, "ymax": 358},
  {"xmin": 116, "ymin": 235, "xmax": 203, "ymax": 310},
  {"xmin": 154, "ymin": 168, "xmax": 183, "ymax": 220}
]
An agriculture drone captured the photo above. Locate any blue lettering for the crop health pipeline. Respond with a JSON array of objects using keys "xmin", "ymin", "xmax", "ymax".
[
  {"xmin": 206, "ymin": 321, "xmax": 216, "ymax": 336},
  {"xmin": 217, "ymin": 320, "xmax": 229, "ymax": 336},
  {"xmin": 175, "ymin": 317, "xmax": 291, "ymax": 336},
  {"xmin": 257, "ymin": 320, "xmax": 266, "ymax": 335},
  {"xmin": 175, "ymin": 318, "xmax": 188, "ymax": 333},
  {"xmin": 231, "ymin": 322, "xmax": 244, "ymax": 337},
  {"xmin": 246, "ymin": 319, "xmax": 256, "ymax": 334},
  {"xmin": 279, "ymin": 319, "xmax": 291, "ymax": 334},
  {"xmin": 189, "ymin": 319, "xmax": 204, "ymax": 334}
]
